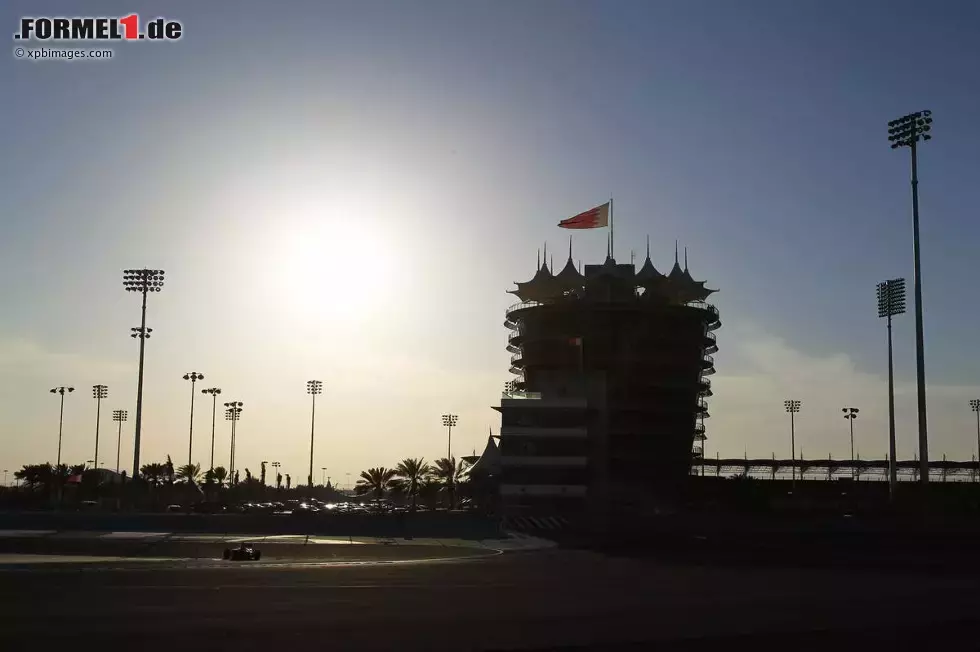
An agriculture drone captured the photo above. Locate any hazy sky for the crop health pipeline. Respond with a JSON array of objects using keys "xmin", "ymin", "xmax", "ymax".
[{"xmin": 2, "ymin": 0, "xmax": 980, "ymax": 483}]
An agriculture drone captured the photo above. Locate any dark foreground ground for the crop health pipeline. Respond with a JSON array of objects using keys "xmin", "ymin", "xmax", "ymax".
[{"xmin": 3, "ymin": 545, "xmax": 980, "ymax": 651}]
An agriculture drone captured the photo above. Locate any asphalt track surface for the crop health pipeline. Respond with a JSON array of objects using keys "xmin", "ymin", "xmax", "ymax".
[
  {"xmin": 0, "ymin": 533, "xmax": 494, "ymax": 567},
  {"xmin": 3, "ymin": 546, "xmax": 980, "ymax": 651}
]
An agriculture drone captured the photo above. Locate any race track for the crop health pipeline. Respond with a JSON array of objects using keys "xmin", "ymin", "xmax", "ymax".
[{"xmin": 2, "ymin": 547, "xmax": 979, "ymax": 651}]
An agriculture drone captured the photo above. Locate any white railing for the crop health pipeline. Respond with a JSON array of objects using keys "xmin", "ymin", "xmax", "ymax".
[
  {"xmin": 690, "ymin": 301, "xmax": 721, "ymax": 326},
  {"xmin": 501, "ymin": 391, "xmax": 543, "ymax": 399},
  {"xmin": 506, "ymin": 300, "xmax": 543, "ymax": 317}
]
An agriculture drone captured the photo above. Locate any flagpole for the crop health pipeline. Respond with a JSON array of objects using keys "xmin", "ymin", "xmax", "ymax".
[{"xmin": 609, "ymin": 197, "xmax": 614, "ymax": 259}]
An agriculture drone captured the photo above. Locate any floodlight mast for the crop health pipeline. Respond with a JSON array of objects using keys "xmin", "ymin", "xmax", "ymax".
[
  {"xmin": 878, "ymin": 278, "xmax": 906, "ymax": 498},
  {"xmin": 887, "ymin": 111, "xmax": 932, "ymax": 485},
  {"xmin": 123, "ymin": 268, "xmax": 165, "ymax": 480}
]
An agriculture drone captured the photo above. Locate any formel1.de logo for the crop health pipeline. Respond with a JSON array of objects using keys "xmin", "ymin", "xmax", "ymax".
[{"xmin": 13, "ymin": 15, "xmax": 182, "ymax": 41}]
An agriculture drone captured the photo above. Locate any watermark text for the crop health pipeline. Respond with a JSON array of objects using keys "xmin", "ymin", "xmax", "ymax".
[{"xmin": 14, "ymin": 46, "xmax": 113, "ymax": 61}]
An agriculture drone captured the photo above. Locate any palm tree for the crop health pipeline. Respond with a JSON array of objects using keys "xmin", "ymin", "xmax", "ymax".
[
  {"xmin": 212, "ymin": 466, "xmax": 228, "ymax": 488},
  {"xmin": 355, "ymin": 467, "xmax": 397, "ymax": 506},
  {"xmin": 394, "ymin": 458, "xmax": 431, "ymax": 510},
  {"xmin": 431, "ymin": 457, "xmax": 468, "ymax": 509},
  {"xmin": 140, "ymin": 462, "xmax": 167, "ymax": 486},
  {"xmin": 418, "ymin": 477, "xmax": 443, "ymax": 510},
  {"xmin": 176, "ymin": 463, "xmax": 201, "ymax": 483},
  {"xmin": 14, "ymin": 463, "xmax": 53, "ymax": 490}
]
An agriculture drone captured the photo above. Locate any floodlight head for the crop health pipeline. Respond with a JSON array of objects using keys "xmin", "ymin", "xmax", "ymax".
[
  {"xmin": 971, "ymin": 399, "xmax": 980, "ymax": 411},
  {"xmin": 307, "ymin": 380, "xmax": 323, "ymax": 395},
  {"xmin": 887, "ymin": 110, "xmax": 933, "ymax": 148},
  {"xmin": 122, "ymin": 268, "xmax": 166, "ymax": 294},
  {"xmin": 877, "ymin": 278, "xmax": 907, "ymax": 318}
]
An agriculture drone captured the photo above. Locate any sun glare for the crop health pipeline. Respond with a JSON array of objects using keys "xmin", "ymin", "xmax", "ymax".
[{"xmin": 260, "ymin": 214, "xmax": 396, "ymax": 321}]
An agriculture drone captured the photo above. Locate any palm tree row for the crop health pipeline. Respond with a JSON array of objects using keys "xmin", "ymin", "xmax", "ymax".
[
  {"xmin": 13, "ymin": 462, "xmax": 88, "ymax": 488},
  {"xmin": 355, "ymin": 457, "xmax": 469, "ymax": 509}
]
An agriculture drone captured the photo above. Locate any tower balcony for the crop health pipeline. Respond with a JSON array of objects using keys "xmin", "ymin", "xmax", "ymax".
[
  {"xmin": 704, "ymin": 330, "xmax": 718, "ymax": 354},
  {"xmin": 690, "ymin": 301, "xmax": 722, "ymax": 331},
  {"xmin": 698, "ymin": 377, "xmax": 712, "ymax": 397},
  {"xmin": 700, "ymin": 353, "xmax": 715, "ymax": 376},
  {"xmin": 506, "ymin": 300, "xmax": 544, "ymax": 320}
]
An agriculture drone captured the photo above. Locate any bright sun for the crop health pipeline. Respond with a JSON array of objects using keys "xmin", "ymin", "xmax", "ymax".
[{"xmin": 261, "ymin": 216, "xmax": 395, "ymax": 321}]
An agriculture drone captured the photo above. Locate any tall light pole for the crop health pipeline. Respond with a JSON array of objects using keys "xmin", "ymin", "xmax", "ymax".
[
  {"xmin": 50, "ymin": 387, "xmax": 75, "ymax": 467},
  {"xmin": 224, "ymin": 401, "xmax": 243, "ymax": 481},
  {"xmin": 307, "ymin": 380, "xmax": 323, "ymax": 489},
  {"xmin": 182, "ymin": 372, "xmax": 204, "ymax": 466},
  {"xmin": 91, "ymin": 385, "xmax": 108, "ymax": 471},
  {"xmin": 878, "ymin": 278, "xmax": 906, "ymax": 498},
  {"xmin": 112, "ymin": 410, "xmax": 127, "ymax": 474},
  {"xmin": 271, "ymin": 461, "xmax": 281, "ymax": 488},
  {"xmin": 971, "ymin": 400, "xmax": 980, "ymax": 483},
  {"xmin": 201, "ymin": 387, "xmax": 222, "ymax": 472},
  {"xmin": 123, "ymin": 268, "xmax": 165, "ymax": 480},
  {"xmin": 441, "ymin": 413, "xmax": 458, "ymax": 461},
  {"xmin": 888, "ymin": 110, "xmax": 932, "ymax": 485},
  {"xmin": 784, "ymin": 400, "xmax": 801, "ymax": 489},
  {"xmin": 842, "ymin": 408, "xmax": 859, "ymax": 480},
  {"xmin": 321, "ymin": 467, "xmax": 327, "ymax": 486}
]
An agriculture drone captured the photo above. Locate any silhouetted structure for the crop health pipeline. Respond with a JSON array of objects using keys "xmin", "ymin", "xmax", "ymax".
[
  {"xmin": 887, "ymin": 110, "xmax": 933, "ymax": 485},
  {"xmin": 699, "ymin": 456, "xmax": 980, "ymax": 483},
  {"xmin": 496, "ymin": 240, "xmax": 719, "ymax": 524}
]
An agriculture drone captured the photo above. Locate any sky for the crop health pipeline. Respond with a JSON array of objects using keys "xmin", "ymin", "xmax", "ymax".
[{"xmin": 2, "ymin": 0, "xmax": 980, "ymax": 484}]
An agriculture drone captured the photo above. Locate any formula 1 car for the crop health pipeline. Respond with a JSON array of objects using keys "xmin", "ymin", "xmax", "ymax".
[{"xmin": 223, "ymin": 542, "xmax": 262, "ymax": 561}]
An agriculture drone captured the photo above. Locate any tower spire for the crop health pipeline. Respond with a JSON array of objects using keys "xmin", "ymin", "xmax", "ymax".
[
  {"xmin": 543, "ymin": 242, "xmax": 547, "ymax": 268},
  {"xmin": 536, "ymin": 248, "xmax": 540, "ymax": 270},
  {"xmin": 646, "ymin": 235, "xmax": 650, "ymax": 260},
  {"xmin": 674, "ymin": 240, "xmax": 679, "ymax": 266},
  {"xmin": 684, "ymin": 247, "xmax": 689, "ymax": 272},
  {"xmin": 568, "ymin": 235, "xmax": 573, "ymax": 261},
  {"xmin": 607, "ymin": 233, "xmax": 612, "ymax": 260}
]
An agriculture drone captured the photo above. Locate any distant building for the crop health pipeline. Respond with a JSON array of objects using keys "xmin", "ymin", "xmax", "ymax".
[{"xmin": 495, "ymin": 242, "xmax": 719, "ymax": 525}]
